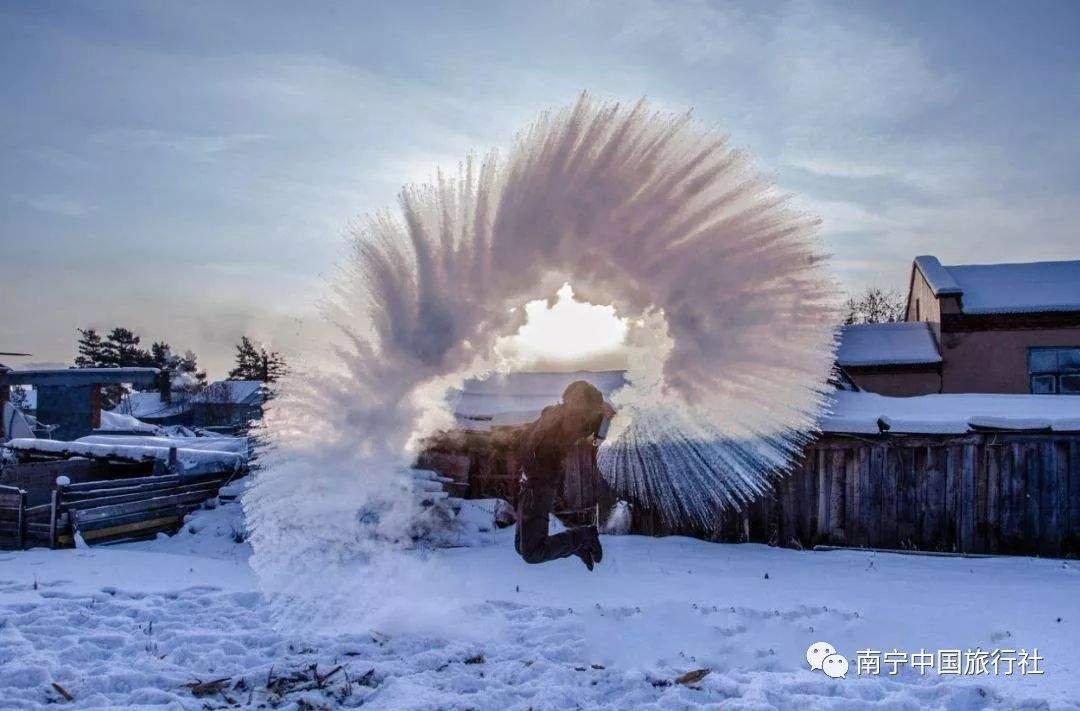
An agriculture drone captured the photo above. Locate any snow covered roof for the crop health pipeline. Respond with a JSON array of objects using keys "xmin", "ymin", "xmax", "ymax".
[
  {"xmin": 78, "ymin": 434, "xmax": 250, "ymax": 457},
  {"xmin": 913, "ymin": 255, "xmax": 962, "ymax": 296},
  {"xmin": 835, "ymin": 322, "xmax": 941, "ymax": 368},
  {"xmin": 947, "ymin": 260, "xmax": 1080, "ymax": 314},
  {"xmin": 915, "ymin": 256, "xmax": 1080, "ymax": 314},
  {"xmin": 820, "ymin": 391, "xmax": 1080, "ymax": 435},
  {"xmin": 114, "ymin": 380, "xmax": 264, "ymax": 419},
  {"xmin": 4, "ymin": 437, "xmax": 244, "ymax": 472},
  {"xmin": 193, "ymin": 380, "xmax": 264, "ymax": 405},
  {"xmin": 117, "ymin": 392, "xmax": 189, "ymax": 420},
  {"xmin": 99, "ymin": 410, "xmax": 161, "ymax": 434},
  {"xmin": 453, "ymin": 370, "xmax": 627, "ymax": 428}
]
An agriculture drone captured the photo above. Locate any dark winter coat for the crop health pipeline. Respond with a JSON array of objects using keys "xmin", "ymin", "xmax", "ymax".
[{"xmin": 514, "ymin": 403, "xmax": 593, "ymax": 488}]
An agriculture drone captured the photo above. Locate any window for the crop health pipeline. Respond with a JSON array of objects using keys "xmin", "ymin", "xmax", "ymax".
[
  {"xmin": 915, "ymin": 298, "xmax": 921, "ymax": 321},
  {"xmin": 1029, "ymin": 347, "xmax": 1080, "ymax": 394}
]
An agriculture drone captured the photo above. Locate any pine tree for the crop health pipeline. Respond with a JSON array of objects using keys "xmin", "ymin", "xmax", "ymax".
[
  {"xmin": 74, "ymin": 328, "xmax": 107, "ymax": 368},
  {"xmin": 150, "ymin": 341, "xmax": 174, "ymax": 369},
  {"xmin": 257, "ymin": 348, "xmax": 288, "ymax": 383},
  {"xmin": 229, "ymin": 337, "xmax": 288, "ymax": 382},
  {"xmin": 101, "ymin": 327, "xmax": 152, "ymax": 368},
  {"xmin": 178, "ymin": 349, "xmax": 208, "ymax": 389},
  {"xmin": 229, "ymin": 337, "xmax": 261, "ymax": 380},
  {"xmin": 149, "ymin": 342, "xmax": 207, "ymax": 394},
  {"xmin": 95, "ymin": 327, "xmax": 151, "ymax": 409},
  {"xmin": 149, "ymin": 341, "xmax": 177, "ymax": 395}
]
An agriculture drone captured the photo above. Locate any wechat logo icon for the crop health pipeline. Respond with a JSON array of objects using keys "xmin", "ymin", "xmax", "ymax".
[{"xmin": 806, "ymin": 641, "xmax": 848, "ymax": 679}]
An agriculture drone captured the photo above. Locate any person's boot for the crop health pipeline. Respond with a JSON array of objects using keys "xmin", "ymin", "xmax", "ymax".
[
  {"xmin": 572, "ymin": 527, "xmax": 597, "ymax": 571},
  {"xmin": 576, "ymin": 547, "xmax": 595, "ymax": 571},
  {"xmin": 573, "ymin": 526, "xmax": 603, "ymax": 570}
]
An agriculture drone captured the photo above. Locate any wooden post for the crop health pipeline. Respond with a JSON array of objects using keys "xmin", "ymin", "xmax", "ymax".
[
  {"xmin": 17, "ymin": 489, "xmax": 26, "ymax": 550},
  {"xmin": 0, "ymin": 384, "xmax": 8, "ymax": 441},
  {"xmin": 168, "ymin": 446, "xmax": 179, "ymax": 474},
  {"xmin": 49, "ymin": 486, "xmax": 61, "ymax": 549},
  {"xmin": 90, "ymin": 384, "xmax": 102, "ymax": 430},
  {"xmin": 49, "ymin": 475, "xmax": 70, "ymax": 549}
]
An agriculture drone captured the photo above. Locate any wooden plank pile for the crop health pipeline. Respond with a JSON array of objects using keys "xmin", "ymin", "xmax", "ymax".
[{"xmin": 39, "ymin": 470, "xmax": 237, "ymax": 547}]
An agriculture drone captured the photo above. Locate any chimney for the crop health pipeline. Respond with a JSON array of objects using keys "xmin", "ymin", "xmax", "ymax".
[{"xmin": 159, "ymin": 370, "xmax": 172, "ymax": 404}]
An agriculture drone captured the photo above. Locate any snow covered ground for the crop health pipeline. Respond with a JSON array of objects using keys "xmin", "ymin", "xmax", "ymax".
[{"xmin": 2, "ymin": 495, "xmax": 1078, "ymax": 710}]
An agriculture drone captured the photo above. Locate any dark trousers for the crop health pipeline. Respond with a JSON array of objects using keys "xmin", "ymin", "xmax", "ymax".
[{"xmin": 515, "ymin": 484, "xmax": 592, "ymax": 564}]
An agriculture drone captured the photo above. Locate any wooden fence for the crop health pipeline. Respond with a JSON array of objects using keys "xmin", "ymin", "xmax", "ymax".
[
  {"xmin": 760, "ymin": 433, "xmax": 1080, "ymax": 557},
  {"xmin": 0, "ymin": 470, "xmax": 236, "ymax": 549},
  {"xmin": 0, "ymin": 485, "xmax": 27, "ymax": 549},
  {"xmin": 423, "ymin": 431, "xmax": 1080, "ymax": 558}
]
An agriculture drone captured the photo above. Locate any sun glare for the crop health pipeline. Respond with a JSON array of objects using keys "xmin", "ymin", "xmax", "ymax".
[{"xmin": 496, "ymin": 284, "xmax": 629, "ymax": 371}]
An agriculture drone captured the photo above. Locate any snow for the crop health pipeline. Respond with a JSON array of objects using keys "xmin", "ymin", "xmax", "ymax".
[
  {"xmin": 98, "ymin": 409, "xmax": 161, "ymax": 433},
  {"xmin": 945, "ymin": 260, "xmax": 1080, "ymax": 314},
  {"xmin": 913, "ymin": 255, "xmax": 962, "ymax": 296},
  {"xmin": 115, "ymin": 391, "xmax": 188, "ymax": 420},
  {"xmin": 1, "ymin": 495, "xmax": 1077, "ymax": 709},
  {"xmin": 916, "ymin": 255, "xmax": 1080, "ymax": 315},
  {"xmin": 821, "ymin": 391, "xmax": 1080, "ymax": 434},
  {"xmin": 78, "ymin": 433, "xmax": 251, "ymax": 457},
  {"xmin": 835, "ymin": 323, "xmax": 941, "ymax": 367},
  {"xmin": 3, "ymin": 438, "xmax": 244, "ymax": 472}
]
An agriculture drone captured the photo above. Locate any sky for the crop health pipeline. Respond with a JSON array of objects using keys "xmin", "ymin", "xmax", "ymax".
[{"xmin": 2, "ymin": 1, "xmax": 1079, "ymax": 378}]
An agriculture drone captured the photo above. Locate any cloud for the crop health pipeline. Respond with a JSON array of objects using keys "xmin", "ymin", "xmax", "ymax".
[
  {"xmin": 771, "ymin": 1, "xmax": 955, "ymax": 125},
  {"xmin": 3, "ymin": 0, "xmax": 1078, "ymax": 377},
  {"xmin": 10, "ymin": 194, "xmax": 91, "ymax": 217},
  {"xmin": 613, "ymin": 0, "xmax": 749, "ymax": 64},
  {"xmin": 90, "ymin": 128, "xmax": 267, "ymax": 160}
]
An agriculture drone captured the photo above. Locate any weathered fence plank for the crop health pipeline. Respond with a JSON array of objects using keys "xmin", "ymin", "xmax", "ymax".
[
  {"xmin": 831, "ymin": 449, "xmax": 846, "ymax": 544},
  {"xmin": 867, "ymin": 446, "xmax": 883, "ymax": 548},
  {"xmin": 882, "ymin": 446, "xmax": 899, "ymax": 547},
  {"xmin": 897, "ymin": 447, "xmax": 916, "ymax": 547},
  {"xmin": 959, "ymin": 444, "xmax": 976, "ymax": 553},
  {"xmin": 986, "ymin": 444, "xmax": 1001, "ymax": 552},
  {"xmin": 973, "ymin": 444, "xmax": 988, "ymax": 554},
  {"xmin": 816, "ymin": 449, "xmax": 830, "ymax": 541},
  {"xmin": 1070, "ymin": 441, "xmax": 1080, "ymax": 552},
  {"xmin": 945, "ymin": 445, "xmax": 960, "ymax": 552},
  {"xmin": 1024, "ymin": 444, "xmax": 1040, "ymax": 548}
]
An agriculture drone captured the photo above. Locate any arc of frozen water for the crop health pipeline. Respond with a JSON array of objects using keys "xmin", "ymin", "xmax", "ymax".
[{"xmin": 245, "ymin": 94, "xmax": 839, "ymax": 628}]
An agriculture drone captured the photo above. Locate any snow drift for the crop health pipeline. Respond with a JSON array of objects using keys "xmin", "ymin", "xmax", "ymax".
[{"xmin": 246, "ymin": 95, "xmax": 838, "ymax": 630}]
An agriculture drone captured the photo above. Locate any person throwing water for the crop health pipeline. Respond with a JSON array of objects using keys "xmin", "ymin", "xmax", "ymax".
[{"xmin": 514, "ymin": 380, "xmax": 609, "ymax": 570}]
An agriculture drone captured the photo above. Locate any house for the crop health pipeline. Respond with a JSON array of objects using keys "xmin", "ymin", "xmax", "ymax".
[
  {"xmin": 189, "ymin": 380, "xmax": 265, "ymax": 431},
  {"xmin": 834, "ymin": 322, "xmax": 942, "ymax": 397},
  {"xmin": 114, "ymin": 379, "xmax": 265, "ymax": 433},
  {"xmin": 839, "ymin": 256, "xmax": 1080, "ymax": 395},
  {"xmin": 0, "ymin": 367, "xmax": 159, "ymax": 441}
]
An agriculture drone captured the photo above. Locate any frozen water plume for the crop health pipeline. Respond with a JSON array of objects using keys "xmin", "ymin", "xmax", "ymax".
[{"xmin": 245, "ymin": 94, "xmax": 840, "ymax": 630}]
